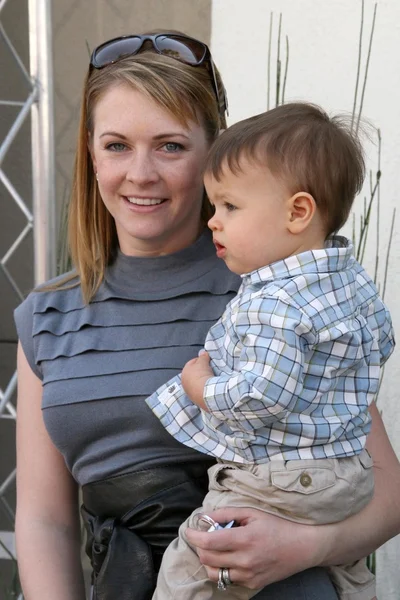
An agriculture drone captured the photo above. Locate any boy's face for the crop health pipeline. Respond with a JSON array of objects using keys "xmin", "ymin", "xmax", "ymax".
[{"xmin": 205, "ymin": 159, "xmax": 294, "ymax": 275}]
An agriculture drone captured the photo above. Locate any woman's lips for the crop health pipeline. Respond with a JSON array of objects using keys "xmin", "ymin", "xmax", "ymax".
[
  {"xmin": 126, "ymin": 197, "xmax": 165, "ymax": 206},
  {"xmin": 122, "ymin": 196, "xmax": 167, "ymax": 211}
]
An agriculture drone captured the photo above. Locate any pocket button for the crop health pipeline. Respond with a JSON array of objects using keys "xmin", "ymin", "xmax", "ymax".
[{"xmin": 300, "ymin": 473, "xmax": 312, "ymax": 488}]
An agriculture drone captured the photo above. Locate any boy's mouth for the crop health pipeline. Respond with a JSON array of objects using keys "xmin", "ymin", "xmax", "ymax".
[{"xmin": 214, "ymin": 240, "xmax": 226, "ymax": 258}]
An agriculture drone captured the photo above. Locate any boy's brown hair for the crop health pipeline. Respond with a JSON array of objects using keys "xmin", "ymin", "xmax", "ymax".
[{"xmin": 205, "ymin": 102, "xmax": 365, "ymax": 235}]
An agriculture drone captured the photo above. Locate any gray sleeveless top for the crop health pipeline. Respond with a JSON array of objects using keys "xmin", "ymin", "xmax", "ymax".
[{"xmin": 14, "ymin": 231, "xmax": 240, "ymax": 485}]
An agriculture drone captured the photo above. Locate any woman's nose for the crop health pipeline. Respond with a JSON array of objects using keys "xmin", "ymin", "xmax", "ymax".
[{"xmin": 126, "ymin": 152, "xmax": 159, "ymax": 185}]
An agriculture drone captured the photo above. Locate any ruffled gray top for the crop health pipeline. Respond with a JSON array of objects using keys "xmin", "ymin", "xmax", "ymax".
[{"xmin": 14, "ymin": 231, "xmax": 240, "ymax": 485}]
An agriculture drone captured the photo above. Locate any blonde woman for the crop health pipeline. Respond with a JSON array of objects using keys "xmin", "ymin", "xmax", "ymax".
[{"xmin": 14, "ymin": 33, "xmax": 400, "ymax": 600}]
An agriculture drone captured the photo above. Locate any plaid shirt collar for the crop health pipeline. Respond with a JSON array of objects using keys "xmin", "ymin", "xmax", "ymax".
[{"xmin": 242, "ymin": 235, "xmax": 355, "ymax": 286}]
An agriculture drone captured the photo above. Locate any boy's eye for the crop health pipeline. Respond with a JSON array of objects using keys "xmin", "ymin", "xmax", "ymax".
[
  {"xmin": 224, "ymin": 202, "xmax": 236, "ymax": 212},
  {"xmin": 163, "ymin": 142, "xmax": 184, "ymax": 153},
  {"xmin": 106, "ymin": 142, "xmax": 126, "ymax": 152}
]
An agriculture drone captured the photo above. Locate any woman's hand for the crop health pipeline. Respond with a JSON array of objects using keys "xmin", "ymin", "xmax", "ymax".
[
  {"xmin": 186, "ymin": 402, "xmax": 400, "ymax": 589},
  {"xmin": 185, "ymin": 507, "xmax": 320, "ymax": 589}
]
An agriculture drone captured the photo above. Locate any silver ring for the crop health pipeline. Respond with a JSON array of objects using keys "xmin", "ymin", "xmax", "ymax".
[
  {"xmin": 217, "ymin": 567, "xmax": 232, "ymax": 591},
  {"xmin": 222, "ymin": 568, "xmax": 232, "ymax": 586},
  {"xmin": 218, "ymin": 568, "xmax": 227, "ymax": 591},
  {"xmin": 194, "ymin": 513, "xmax": 217, "ymax": 529}
]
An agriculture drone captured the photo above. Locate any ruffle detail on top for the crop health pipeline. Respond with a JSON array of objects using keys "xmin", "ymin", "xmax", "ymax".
[
  {"xmin": 16, "ymin": 230, "xmax": 240, "ymax": 408},
  {"xmin": 33, "ymin": 293, "xmax": 232, "ymax": 335}
]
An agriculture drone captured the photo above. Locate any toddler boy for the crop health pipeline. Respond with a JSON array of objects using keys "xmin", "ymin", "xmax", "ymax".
[{"xmin": 147, "ymin": 102, "xmax": 394, "ymax": 600}]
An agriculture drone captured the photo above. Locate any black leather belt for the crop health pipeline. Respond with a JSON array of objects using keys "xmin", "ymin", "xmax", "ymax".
[
  {"xmin": 81, "ymin": 461, "xmax": 211, "ymax": 600},
  {"xmin": 81, "ymin": 462, "xmax": 338, "ymax": 600}
]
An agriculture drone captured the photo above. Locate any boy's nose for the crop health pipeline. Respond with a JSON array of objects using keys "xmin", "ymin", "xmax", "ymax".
[{"xmin": 208, "ymin": 214, "xmax": 221, "ymax": 231}]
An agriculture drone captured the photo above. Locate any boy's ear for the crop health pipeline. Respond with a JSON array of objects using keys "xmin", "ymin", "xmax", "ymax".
[{"xmin": 287, "ymin": 192, "xmax": 317, "ymax": 234}]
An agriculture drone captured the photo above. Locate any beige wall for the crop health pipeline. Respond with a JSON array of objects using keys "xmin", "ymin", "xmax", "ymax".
[
  {"xmin": 53, "ymin": 0, "xmax": 212, "ymax": 248},
  {"xmin": 212, "ymin": 1, "xmax": 400, "ymax": 596}
]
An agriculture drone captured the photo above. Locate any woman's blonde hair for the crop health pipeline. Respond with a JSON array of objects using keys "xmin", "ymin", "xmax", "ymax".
[{"xmin": 55, "ymin": 41, "xmax": 226, "ymax": 303}]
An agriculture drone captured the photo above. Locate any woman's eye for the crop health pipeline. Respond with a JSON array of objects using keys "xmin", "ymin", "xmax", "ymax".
[
  {"xmin": 106, "ymin": 142, "xmax": 126, "ymax": 152},
  {"xmin": 163, "ymin": 142, "xmax": 184, "ymax": 153}
]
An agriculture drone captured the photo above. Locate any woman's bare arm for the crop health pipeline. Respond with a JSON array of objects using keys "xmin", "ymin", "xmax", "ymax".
[
  {"xmin": 16, "ymin": 343, "xmax": 86, "ymax": 600},
  {"xmin": 320, "ymin": 401, "xmax": 400, "ymax": 565},
  {"xmin": 185, "ymin": 401, "xmax": 400, "ymax": 589}
]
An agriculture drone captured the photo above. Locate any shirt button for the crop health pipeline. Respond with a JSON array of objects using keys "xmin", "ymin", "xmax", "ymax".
[
  {"xmin": 300, "ymin": 473, "xmax": 312, "ymax": 488},
  {"xmin": 168, "ymin": 384, "xmax": 176, "ymax": 393}
]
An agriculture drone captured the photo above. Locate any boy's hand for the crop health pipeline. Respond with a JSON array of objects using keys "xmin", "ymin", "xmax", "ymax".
[{"xmin": 181, "ymin": 352, "xmax": 213, "ymax": 411}]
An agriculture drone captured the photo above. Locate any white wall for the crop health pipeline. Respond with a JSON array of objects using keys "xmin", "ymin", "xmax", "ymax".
[{"xmin": 211, "ymin": 1, "xmax": 400, "ymax": 597}]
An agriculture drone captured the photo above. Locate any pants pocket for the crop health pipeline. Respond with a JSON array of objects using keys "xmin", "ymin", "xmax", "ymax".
[{"xmin": 271, "ymin": 462, "xmax": 336, "ymax": 495}]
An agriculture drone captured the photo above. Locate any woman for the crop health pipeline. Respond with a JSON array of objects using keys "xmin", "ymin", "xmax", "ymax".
[{"xmin": 14, "ymin": 32, "xmax": 400, "ymax": 600}]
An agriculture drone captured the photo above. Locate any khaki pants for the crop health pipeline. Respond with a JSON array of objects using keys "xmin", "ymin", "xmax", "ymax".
[{"xmin": 153, "ymin": 449, "xmax": 375, "ymax": 600}]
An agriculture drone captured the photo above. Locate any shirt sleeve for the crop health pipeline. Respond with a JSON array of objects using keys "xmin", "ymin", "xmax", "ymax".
[
  {"xmin": 14, "ymin": 292, "xmax": 43, "ymax": 380},
  {"xmin": 376, "ymin": 304, "xmax": 395, "ymax": 365},
  {"xmin": 203, "ymin": 295, "xmax": 315, "ymax": 432}
]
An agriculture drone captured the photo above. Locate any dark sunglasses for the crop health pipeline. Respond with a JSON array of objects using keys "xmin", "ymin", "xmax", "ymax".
[{"xmin": 90, "ymin": 33, "xmax": 228, "ymax": 116}]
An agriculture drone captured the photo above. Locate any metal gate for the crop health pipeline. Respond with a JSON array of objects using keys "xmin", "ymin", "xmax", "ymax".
[{"xmin": 0, "ymin": 0, "xmax": 55, "ymax": 595}]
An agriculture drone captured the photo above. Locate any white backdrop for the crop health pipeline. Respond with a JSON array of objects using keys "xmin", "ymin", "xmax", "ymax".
[{"xmin": 211, "ymin": 1, "xmax": 400, "ymax": 597}]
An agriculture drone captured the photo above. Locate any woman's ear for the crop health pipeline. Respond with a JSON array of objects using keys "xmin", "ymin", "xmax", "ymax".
[{"xmin": 287, "ymin": 192, "xmax": 317, "ymax": 234}]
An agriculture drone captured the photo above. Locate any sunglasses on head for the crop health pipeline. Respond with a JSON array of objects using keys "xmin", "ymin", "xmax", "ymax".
[{"xmin": 90, "ymin": 33, "xmax": 228, "ymax": 116}]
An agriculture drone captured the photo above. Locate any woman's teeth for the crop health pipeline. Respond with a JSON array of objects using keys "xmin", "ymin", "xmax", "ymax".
[{"xmin": 127, "ymin": 197, "xmax": 164, "ymax": 205}]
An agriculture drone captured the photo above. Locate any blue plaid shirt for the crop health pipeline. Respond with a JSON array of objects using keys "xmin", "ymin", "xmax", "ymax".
[{"xmin": 146, "ymin": 237, "xmax": 394, "ymax": 463}]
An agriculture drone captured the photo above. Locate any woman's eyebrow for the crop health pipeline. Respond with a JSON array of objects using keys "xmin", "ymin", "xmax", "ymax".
[
  {"xmin": 98, "ymin": 131, "xmax": 190, "ymax": 140},
  {"xmin": 152, "ymin": 132, "xmax": 190, "ymax": 140},
  {"xmin": 99, "ymin": 131, "xmax": 129, "ymax": 139}
]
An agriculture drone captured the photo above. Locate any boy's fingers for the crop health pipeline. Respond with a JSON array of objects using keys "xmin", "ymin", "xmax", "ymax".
[
  {"xmin": 206, "ymin": 507, "xmax": 253, "ymax": 526},
  {"xmin": 185, "ymin": 527, "xmax": 236, "ymax": 552},
  {"xmin": 186, "ymin": 508, "xmax": 254, "ymax": 548},
  {"xmin": 184, "ymin": 357, "xmax": 198, "ymax": 366}
]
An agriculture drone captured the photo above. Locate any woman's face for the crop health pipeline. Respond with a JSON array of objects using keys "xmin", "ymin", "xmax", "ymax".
[{"xmin": 90, "ymin": 83, "xmax": 211, "ymax": 256}]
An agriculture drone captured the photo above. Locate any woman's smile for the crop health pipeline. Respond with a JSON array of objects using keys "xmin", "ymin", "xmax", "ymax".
[
  {"xmin": 125, "ymin": 196, "xmax": 166, "ymax": 206},
  {"xmin": 122, "ymin": 195, "xmax": 168, "ymax": 212}
]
